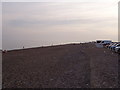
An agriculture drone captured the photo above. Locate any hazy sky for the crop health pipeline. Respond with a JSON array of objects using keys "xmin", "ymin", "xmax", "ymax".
[
  {"xmin": 0, "ymin": 2, "xmax": 2, "ymax": 50},
  {"xmin": 2, "ymin": 0, "xmax": 119, "ymax": 50}
]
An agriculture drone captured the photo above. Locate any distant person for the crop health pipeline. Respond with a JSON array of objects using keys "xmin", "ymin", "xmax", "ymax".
[
  {"xmin": 3, "ymin": 50, "xmax": 7, "ymax": 53},
  {"xmin": 23, "ymin": 46, "xmax": 24, "ymax": 49}
]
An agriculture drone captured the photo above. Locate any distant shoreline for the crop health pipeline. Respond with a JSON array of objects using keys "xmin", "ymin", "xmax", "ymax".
[{"xmin": 3, "ymin": 42, "xmax": 94, "ymax": 52}]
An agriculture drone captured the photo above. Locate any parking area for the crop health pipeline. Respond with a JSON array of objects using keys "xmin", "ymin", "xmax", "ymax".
[
  {"xmin": 96, "ymin": 40, "xmax": 120, "ymax": 54},
  {"xmin": 2, "ymin": 42, "xmax": 119, "ymax": 88}
]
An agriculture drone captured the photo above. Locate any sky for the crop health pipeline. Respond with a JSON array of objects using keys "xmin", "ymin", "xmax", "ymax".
[
  {"xmin": 0, "ymin": 2, "xmax": 2, "ymax": 50},
  {"xmin": 1, "ymin": 0, "xmax": 119, "ymax": 50}
]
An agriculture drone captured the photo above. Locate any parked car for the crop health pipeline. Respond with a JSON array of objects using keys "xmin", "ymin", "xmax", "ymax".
[
  {"xmin": 107, "ymin": 43, "xmax": 114, "ymax": 49},
  {"xmin": 105, "ymin": 43, "xmax": 113, "ymax": 48},
  {"xmin": 110, "ymin": 43, "xmax": 120, "ymax": 51},
  {"xmin": 100, "ymin": 40, "xmax": 112, "ymax": 46},
  {"xmin": 115, "ymin": 46, "xmax": 120, "ymax": 53},
  {"xmin": 109, "ymin": 43, "xmax": 117, "ymax": 50},
  {"xmin": 96, "ymin": 40, "xmax": 102, "ymax": 43}
]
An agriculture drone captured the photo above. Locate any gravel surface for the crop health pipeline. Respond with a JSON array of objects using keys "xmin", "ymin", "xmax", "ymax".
[
  {"xmin": 0, "ymin": 52, "xmax": 2, "ymax": 89},
  {"xmin": 2, "ymin": 43, "xmax": 119, "ymax": 88}
]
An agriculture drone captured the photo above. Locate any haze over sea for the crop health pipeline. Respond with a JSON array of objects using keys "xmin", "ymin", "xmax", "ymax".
[{"xmin": 2, "ymin": 0, "xmax": 118, "ymax": 50}]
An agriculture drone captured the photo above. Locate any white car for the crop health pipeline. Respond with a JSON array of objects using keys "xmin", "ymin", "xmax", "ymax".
[{"xmin": 115, "ymin": 46, "xmax": 120, "ymax": 53}]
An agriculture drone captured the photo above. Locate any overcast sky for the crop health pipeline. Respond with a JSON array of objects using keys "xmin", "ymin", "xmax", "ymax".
[
  {"xmin": 0, "ymin": 2, "xmax": 2, "ymax": 50},
  {"xmin": 2, "ymin": 0, "xmax": 119, "ymax": 50}
]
